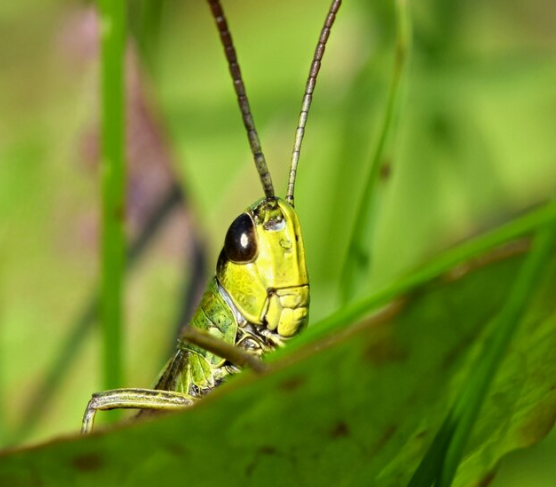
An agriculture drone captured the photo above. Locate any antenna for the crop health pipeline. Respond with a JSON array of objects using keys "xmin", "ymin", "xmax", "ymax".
[
  {"xmin": 207, "ymin": 0, "xmax": 275, "ymax": 199},
  {"xmin": 286, "ymin": 0, "xmax": 342, "ymax": 206}
]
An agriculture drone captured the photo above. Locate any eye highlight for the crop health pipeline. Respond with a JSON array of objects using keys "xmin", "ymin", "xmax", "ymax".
[{"xmin": 224, "ymin": 213, "xmax": 258, "ymax": 263}]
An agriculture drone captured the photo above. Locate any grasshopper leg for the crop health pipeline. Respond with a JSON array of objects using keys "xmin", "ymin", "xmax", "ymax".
[{"xmin": 82, "ymin": 388, "xmax": 195, "ymax": 434}]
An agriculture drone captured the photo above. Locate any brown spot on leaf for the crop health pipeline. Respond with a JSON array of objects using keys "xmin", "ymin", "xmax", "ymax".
[
  {"xmin": 415, "ymin": 429, "xmax": 428, "ymax": 440},
  {"xmin": 72, "ymin": 453, "xmax": 103, "ymax": 472},
  {"xmin": 518, "ymin": 401, "xmax": 556, "ymax": 445},
  {"xmin": 280, "ymin": 376, "xmax": 305, "ymax": 392},
  {"xmin": 476, "ymin": 470, "xmax": 497, "ymax": 487},
  {"xmin": 377, "ymin": 425, "xmax": 397, "ymax": 450},
  {"xmin": 331, "ymin": 421, "xmax": 350, "ymax": 439},
  {"xmin": 380, "ymin": 160, "xmax": 392, "ymax": 181},
  {"xmin": 114, "ymin": 205, "xmax": 126, "ymax": 221},
  {"xmin": 258, "ymin": 446, "xmax": 277, "ymax": 455},
  {"xmin": 369, "ymin": 425, "xmax": 398, "ymax": 456},
  {"xmin": 164, "ymin": 442, "xmax": 186, "ymax": 457},
  {"xmin": 363, "ymin": 341, "xmax": 407, "ymax": 366},
  {"xmin": 245, "ymin": 461, "xmax": 255, "ymax": 477},
  {"xmin": 245, "ymin": 446, "xmax": 278, "ymax": 477},
  {"xmin": 441, "ymin": 333, "xmax": 477, "ymax": 370}
]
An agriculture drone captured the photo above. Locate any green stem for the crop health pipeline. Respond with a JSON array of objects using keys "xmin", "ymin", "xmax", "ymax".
[
  {"xmin": 340, "ymin": 0, "xmax": 412, "ymax": 303},
  {"xmin": 98, "ymin": 0, "xmax": 126, "ymax": 398},
  {"xmin": 0, "ymin": 268, "xmax": 5, "ymax": 442}
]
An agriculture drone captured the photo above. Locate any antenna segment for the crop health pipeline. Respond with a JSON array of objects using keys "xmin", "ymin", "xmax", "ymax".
[
  {"xmin": 286, "ymin": 0, "xmax": 342, "ymax": 205},
  {"xmin": 207, "ymin": 0, "xmax": 275, "ymax": 199}
]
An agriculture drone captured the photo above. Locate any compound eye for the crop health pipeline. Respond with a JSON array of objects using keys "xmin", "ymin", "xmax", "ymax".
[{"xmin": 224, "ymin": 213, "xmax": 258, "ymax": 263}]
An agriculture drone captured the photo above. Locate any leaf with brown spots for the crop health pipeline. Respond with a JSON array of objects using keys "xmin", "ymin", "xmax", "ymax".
[{"xmin": 1, "ymin": 246, "xmax": 555, "ymax": 486}]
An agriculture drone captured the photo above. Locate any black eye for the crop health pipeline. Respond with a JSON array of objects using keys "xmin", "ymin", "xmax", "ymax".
[{"xmin": 224, "ymin": 213, "xmax": 258, "ymax": 263}]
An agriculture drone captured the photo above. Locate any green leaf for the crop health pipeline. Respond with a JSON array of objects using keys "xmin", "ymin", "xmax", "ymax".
[
  {"xmin": 340, "ymin": 0, "xmax": 412, "ymax": 303},
  {"xmin": 409, "ymin": 220, "xmax": 556, "ymax": 487},
  {"xmin": 1, "ymin": 237, "xmax": 555, "ymax": 486}
]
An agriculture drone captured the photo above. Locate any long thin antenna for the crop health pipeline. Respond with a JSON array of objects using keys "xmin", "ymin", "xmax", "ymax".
[
  {"xmin": 286, "ymin": 0, "xmax": 342, "ymax": 205},
  {"xmin": 207, "ymin": 0, "xmax": 275, "ymax": 199}
]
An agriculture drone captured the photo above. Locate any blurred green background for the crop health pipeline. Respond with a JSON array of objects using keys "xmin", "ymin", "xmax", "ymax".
[{"xmin": 0, "ymin": 0, "xmax": 555, "ymax": 484}]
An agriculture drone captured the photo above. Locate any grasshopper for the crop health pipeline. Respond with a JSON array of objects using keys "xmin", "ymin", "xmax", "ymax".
[{"xmin": 82, "ymin": 0, "xmax": 342, "ymax": 433}]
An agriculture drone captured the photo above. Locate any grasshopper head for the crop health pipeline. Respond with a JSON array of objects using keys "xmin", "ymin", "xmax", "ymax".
[{"xmin": 216, "ymin": 197, "xmax": 309, "ymax": 337}]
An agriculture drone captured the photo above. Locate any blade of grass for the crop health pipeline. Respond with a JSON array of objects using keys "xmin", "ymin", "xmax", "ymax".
[
  {"xmin": 98, "ymin": 0, "xmax": 127, "ymax": 400},
  {"xmin": 407, "ymin": 206, "xmax": 556, "ymax": 487},
  {"xmin": 284, "ymin": 198, "xmax": 556, "ymax": 356},
  {"xmin": 439, "ymin": 222, "xmax": 556, "ymax": 486},
  {"xmin": 130, "ymin": 0, "xmax": 165, "ymax": 73},
  {"xmin": 0, "ymin": 267, "xmax": 5, "ymax": 442},
  {"xmin": 340, "ymin": 0, "xmax": 412, "ymax": 303}
]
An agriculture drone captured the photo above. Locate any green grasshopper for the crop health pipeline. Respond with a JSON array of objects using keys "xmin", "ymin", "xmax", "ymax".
[{"xmin": 82, "ymin": 0, "xmax": 342, "ymax": 433}]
